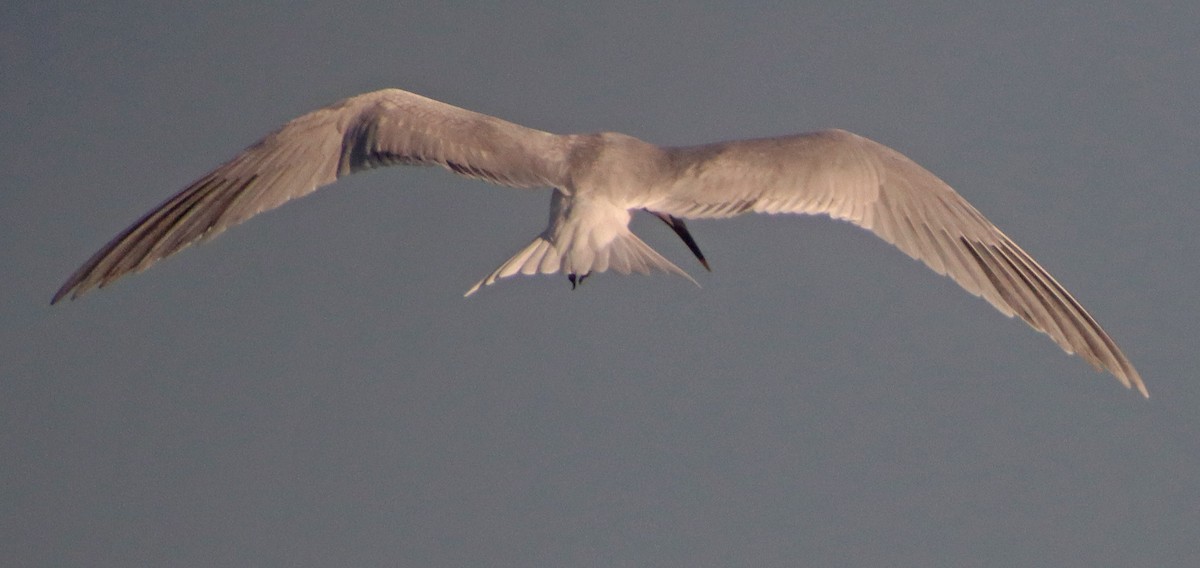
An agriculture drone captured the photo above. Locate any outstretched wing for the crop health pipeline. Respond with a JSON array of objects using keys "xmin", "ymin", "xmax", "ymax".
[
  {"xmin": 651, "ymin": 129, "xmax": 1145, "ymax": 396},
  {"xmin": 53, "ymin": 88, "xmax": 572, "ymax": 303}
]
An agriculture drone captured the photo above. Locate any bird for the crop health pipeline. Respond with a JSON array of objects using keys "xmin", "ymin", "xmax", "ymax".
[{"xmin": 52, "ymin": 88, "xmax": 1146, "ymax": 397}]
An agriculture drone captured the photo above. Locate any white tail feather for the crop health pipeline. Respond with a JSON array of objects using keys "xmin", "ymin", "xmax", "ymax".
[{"xmin": 464, "ymin": 231, "xmax": 697, "ymax": 296}]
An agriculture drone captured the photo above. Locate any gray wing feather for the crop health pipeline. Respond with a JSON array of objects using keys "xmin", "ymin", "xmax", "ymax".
[
  {"xmin": 653, "ymin": 129, "xmax": 1145, "ymax": 395},
  {"xmin": 53, "ymin": 89, "xmax": 571, "ymax": 303}
]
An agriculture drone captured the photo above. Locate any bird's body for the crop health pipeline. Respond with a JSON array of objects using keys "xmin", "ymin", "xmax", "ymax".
[{"xmin": 53, "ymin": 88, "xmax": 1146, "ymax": 396}]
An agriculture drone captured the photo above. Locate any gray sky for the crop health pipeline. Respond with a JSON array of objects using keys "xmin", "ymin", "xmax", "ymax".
[{"xmin": 5, "ymin": 2, "xmax": 1199, "ymax": 566}]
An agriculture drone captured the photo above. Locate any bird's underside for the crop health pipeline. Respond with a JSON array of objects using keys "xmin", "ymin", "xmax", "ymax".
[{"xmin": 52, "ymin": 88, "xmax": 1147, "ymax": 397}]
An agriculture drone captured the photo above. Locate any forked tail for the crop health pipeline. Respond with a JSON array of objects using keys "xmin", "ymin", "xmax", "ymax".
[{"xmin": 464, "ymin": 230, "xmax": 697, "ymax": 296}]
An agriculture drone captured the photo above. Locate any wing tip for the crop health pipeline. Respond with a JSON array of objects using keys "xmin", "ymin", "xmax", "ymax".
[{"xmin": 1125, "ymin": 369, "xmax": 1150, "ymax": 399}]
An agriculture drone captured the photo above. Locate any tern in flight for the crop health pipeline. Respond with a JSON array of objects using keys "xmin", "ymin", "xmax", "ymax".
[{"xmin": 52, "ymin": 88, "xmax": 1146, "ymax": 396}]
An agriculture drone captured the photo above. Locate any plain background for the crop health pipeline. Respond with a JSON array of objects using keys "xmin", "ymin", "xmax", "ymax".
[{"xmin": 4, "ymin": 2, "xmax": 1199, "ymax": 566}]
